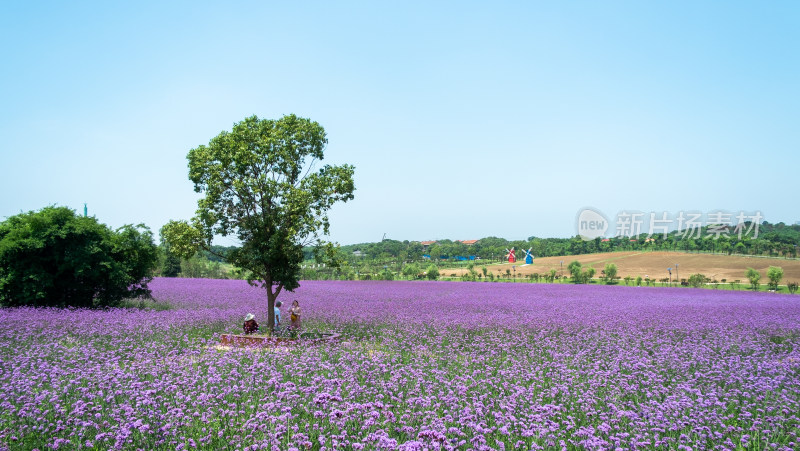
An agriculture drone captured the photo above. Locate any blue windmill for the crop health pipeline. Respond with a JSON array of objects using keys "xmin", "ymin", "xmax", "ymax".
[{"xmin": 523, "ymin": 248, "xmax": 534, "ymax": 264}]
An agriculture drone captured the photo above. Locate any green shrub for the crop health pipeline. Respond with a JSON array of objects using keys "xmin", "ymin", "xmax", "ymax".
[
  {"xmin": 746, "ymin": 268, "xmax": 761, "ymax": 291},
  {"xmin": 0, "ymin": 206, "xmax": 157, "ymax": 308},
  {"xmin": 767, "ymin": 266, "xmax": 783, "ymax": 291},
  {"xmin": 687, "ymin": 273, "xmax": 708, "ymax": 288},
  {"xmin": 602, "ymin": 263, "xmax": 617, "ymax": 284},
  {"xmin": 426, "ymin": 265, "xmax": 439, "ymax": 280}
]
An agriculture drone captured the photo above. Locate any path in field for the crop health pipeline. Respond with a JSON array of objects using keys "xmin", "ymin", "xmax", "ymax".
[{"xmin": 445, "ymin": 251, "xmax": 800, "ymax": 282}]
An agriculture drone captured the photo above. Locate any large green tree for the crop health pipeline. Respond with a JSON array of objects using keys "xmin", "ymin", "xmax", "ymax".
[
  {"xmin": 162, "ymin": 114, "xmax": 355, "ymax": 330},
  {"xmin": 0, "ymin": 206, "xmax": 157, "ymax": 308}
]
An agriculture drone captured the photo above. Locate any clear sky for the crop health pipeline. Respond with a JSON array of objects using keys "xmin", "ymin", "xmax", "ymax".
[{"xmin": 2, "ymin": 1, "xmax": 798, "ymax": 245}]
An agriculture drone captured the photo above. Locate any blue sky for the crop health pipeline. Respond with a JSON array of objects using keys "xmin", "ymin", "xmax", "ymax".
[{"xmin": 1, "ymin": 1, "xmax": 798, "ymax": 245}]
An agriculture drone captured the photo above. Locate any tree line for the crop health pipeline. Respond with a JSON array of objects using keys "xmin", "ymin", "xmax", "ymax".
[{"xmin": 332, "ymin": 221, "xmax": 800, "ymax": 265}]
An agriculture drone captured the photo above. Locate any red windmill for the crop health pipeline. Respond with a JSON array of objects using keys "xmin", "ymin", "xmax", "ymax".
[{"xmin": 505, "ymin": 247, "xmax": 516, "ymax": 263}]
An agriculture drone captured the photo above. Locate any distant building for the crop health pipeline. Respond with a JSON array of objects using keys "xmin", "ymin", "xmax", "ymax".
[
  {"xmin": 458, "ymin": 239, "xmax": 479, "ymax": 246},
  {"xmin": 420, "ymin": 240, "xmax": 437, "ymax": 250},
  {"xmin": 352, "ymin": 250, "xmax": 365, "ymax": 257}
]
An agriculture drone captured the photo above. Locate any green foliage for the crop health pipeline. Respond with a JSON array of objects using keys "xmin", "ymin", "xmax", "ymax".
[
  {"xmin": 157, "ymin": 229, "xmax": 182, "ymax": 277},
  {"xmin": 584, "ymin": 267, "xmax": 596, "ymax": 283},
  {"xmin": 426, "ymin": 265, "xmax": 439, "ymax": 280},
  {"xmin": 603, "ymin": 263, "xmax": 618, "ymax": 284},
  {"xmin": 461, "ymin": 263, "xmax": 478, "ymax": 282},
  {"xmin": 567, "ymin": 260, "xmax": 583, "ymax": 283},
  {"xmin": 788, "ymin": 282, "xmax": 798, "ymax": 294},
  {"xmin": 162, "ymin": 114, "xmax": 355, "ymax": 328},
  {"xmin": 379, "ymin": 268, "xmax": 395, "ymax": 280},
  {"xmin": 158, "ymin": 246, "xmax": 182, "ymax": 277},
  {"xmin": 767, "ymin": 266, "xmax": 784, "ymax": 291},
  {"xmin": 567, "ymin": 261, "xmax": 595, "ymax": 284},
  {"xmin": 180, "ymin": 254, "xmax": 229, "ymax": 279},
  {"xmin": 687, "ymin": 273, "xmax": 708, "ymax": 288},
  {"xmin": 746, "ymin": 267, "xmax": 761, "ymax": 291},
  {"xmin": 0, "ymin": 206, "xmax": 157, "ymax": 308},
  {"xmin": 635, "ymin": 275, "xmax": 643, "ymax": 287},
  {"xmin": 402, "ymin": 263, "xmax": 421, "ymax": 280}
]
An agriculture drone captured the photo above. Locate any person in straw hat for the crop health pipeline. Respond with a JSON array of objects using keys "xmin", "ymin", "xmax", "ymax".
[{"xmin": 243, "ymin": 313, "xmax": 259, "ymax": 335}]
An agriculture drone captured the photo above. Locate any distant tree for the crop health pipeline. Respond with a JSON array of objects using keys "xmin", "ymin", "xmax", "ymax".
[
  {"xmin": 603, "ymin": 263, "xmax": 618, "ymax": 284},
  {"xmin": 379, "ymin": 268, "xmax": 394, "ymax": 280},
  {"xmin": 158, "ymin": 246, "xmax": 182, "ymax": 277},
  {"xmin": 548, "ymin": 269, "xmax": 557, "ymax": 283},
  {"xmin": 584, "ymin": 267, "xmax": 596, "ymax": 283},
  {"xmin": 402, "ymin": 263, "xmax": 420, "ymax": 280},
  {"xmin": 745, "ymin": 267, "xmax": 761, "ymax": 291},
  {"xmin": 767, "ymin": 266, "xmax": 784, "ymax": 291},
  {"xmin": 0, "ymin": 206, "xmax": 157, "ymax": 308},
  {"xmin": 158, "ymin": 229, "xmax": 183, "ymax": 277},
  {"xmin": 426, "ymin": 265, "xmax": 439, "ymax": 280},
  {"xmin": 464, "ymin": 263, "xmax": 478, "ymax": 282},
  {"xmin": 635, "ymin": 275, "xmax": 643, "ymax": 287},
  {"xmin": 788, "ymin": 282, "xmax": 798, "ymax": 294},
  {"xmin": 687, "ymin": 273, "xmax": 707, "ymax": 288},
  {"xmin": 567, "ymin": 260, "xmax": 583, "ymax": 283},
  {"xmin": 180, "ymin": 254, "xmax": 208, "ymax": 278},
  {"xmin": 162, "ymin": 114, "xmax": 355, "ymax": 331}
]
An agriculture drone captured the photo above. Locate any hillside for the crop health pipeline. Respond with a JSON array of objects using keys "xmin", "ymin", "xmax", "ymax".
[{"xmin": 441, "ymin": 251, "xmax": 800, "ymax": 283}]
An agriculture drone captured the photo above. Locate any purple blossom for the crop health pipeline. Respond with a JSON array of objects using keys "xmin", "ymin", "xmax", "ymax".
[{"xmin": 0, "ymin": 278, "xmax": 798, "ymax": 449}]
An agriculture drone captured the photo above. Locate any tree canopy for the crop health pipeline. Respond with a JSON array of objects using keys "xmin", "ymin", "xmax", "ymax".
[
  {"xmin": 0, "ymin": 206, "xmax": 157, "ymax": 308},
  {"xmin": 162, "ymin": 114, "xmax": 355, "ymax": 329}
]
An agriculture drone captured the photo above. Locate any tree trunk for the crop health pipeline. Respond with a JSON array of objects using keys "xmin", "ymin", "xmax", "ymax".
[
  {"xmin": 264, "ymin": 275, "xmax": 283, "ymax": 333},
  {"xmin": 266, "ymin": 285, "xmax": 276, "ymax": 333}
]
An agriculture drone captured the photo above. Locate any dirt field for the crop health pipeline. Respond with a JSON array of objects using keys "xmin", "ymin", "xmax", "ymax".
[{"xmin": 441, "ymin": 251, "xmax": 800, "ymax": 283}]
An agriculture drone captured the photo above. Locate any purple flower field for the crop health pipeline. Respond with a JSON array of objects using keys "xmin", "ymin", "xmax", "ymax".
[{"xmin": 1, "ymin": 279, "xmax": 799, "ymax": 450}]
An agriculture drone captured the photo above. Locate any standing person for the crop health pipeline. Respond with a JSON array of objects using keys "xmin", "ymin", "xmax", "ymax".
[
  {"xmin": 290, "ymin": 300, "xmax": 301, "ymax": 331},
  {"xmin": 243, "ymin": 313, "xmax": 259, "ymax": 335},
  {"xmin": 274, "ymin": 301, "xmax": 282, "ymax": 330}
]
